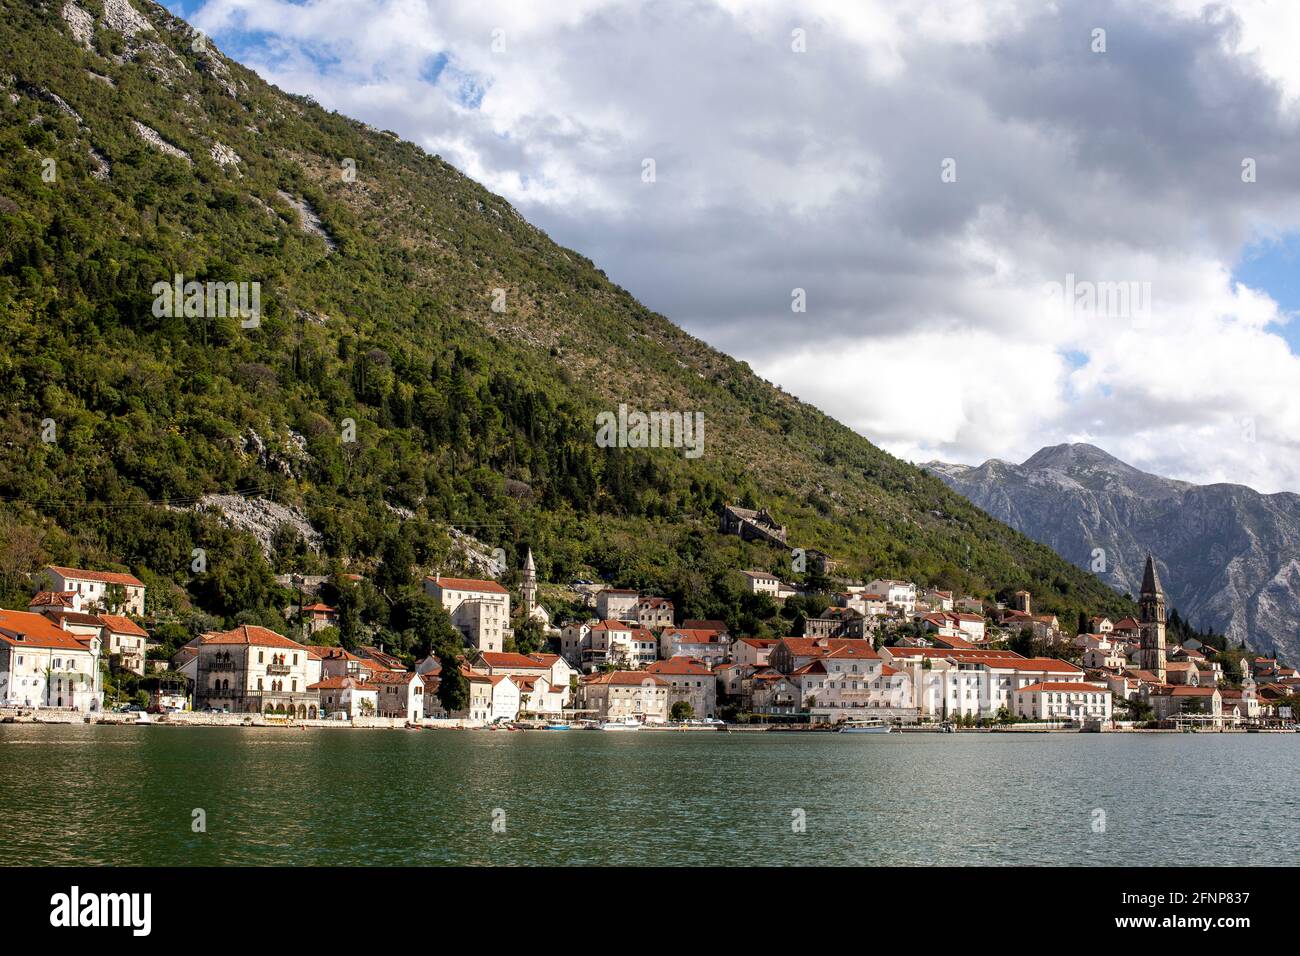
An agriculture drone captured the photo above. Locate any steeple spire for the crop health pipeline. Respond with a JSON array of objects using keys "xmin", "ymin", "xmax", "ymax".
[{"xmin": 1141, "ymin": 553, "xmax": 1163, "ymax": 598}]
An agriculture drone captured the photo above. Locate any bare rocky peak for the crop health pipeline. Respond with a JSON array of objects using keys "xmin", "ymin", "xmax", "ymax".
[{"xmin": 932, "ymin": 443, "xmax": 1300, "ymax": 662}]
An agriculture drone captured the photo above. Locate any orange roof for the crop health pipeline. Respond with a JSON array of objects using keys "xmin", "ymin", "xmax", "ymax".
[
  {"xmin": 583, "ymin": 671, "xmax": 669, "ymax": 687},
  {"xmin": 1013, "ymin": 657, "xmax": 1085, "ymax": 674},
  {"xmin": 646, "ymin": 657, "xmax": 712, "ymax": 676},
  {"xmin": 28, "ymin": 591, "xmax": 76, "ymax": 608},
  {"xmin": 590, "ymin": 619, "xmax": 633, "ymax": 632},
  {"xmin": 663, "ymin": 628, "xmax": 728, "ymax": 644},
  {"xmin": 200, "ymin": 625, "xmax": 310, "ymax": 652},
  {"xmin": 99, "ymin": 614, "xmax": 148, "ymax": 637},
  {"xmin": 427, "ymin": 575, "xmax": 508, "ymax": 594},
  {"xmin": 0, "ymin": 609, "xmax": 91, "ymax": 651},
  {"xmin": 48, "ymin": 565, "xmax": 144, "ymax": 587},
  {"xmin": 1017, "ymin": 681, "xmax": 1107, "ymax": 693},
  {"xmin": 478, "ymin": 651, "xmax": 549, "ymax": 669},
  {"xmin": 365, "ymin": 670, "xmax": 417, "ymax": 685},
  {"xmin": 301, "ymin": 603, "xmax": 335, "ymax": 613},
  {"xmin": 777, "ymin": 637, "xmax": 879, "ymax": 660},
  {"xmin": 308, "ymin": 675, "xmax": 375, "ymax": 691}
]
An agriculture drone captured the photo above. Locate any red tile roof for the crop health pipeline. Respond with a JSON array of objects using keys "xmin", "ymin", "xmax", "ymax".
[
  {"xmin": 48, "ymin": 565, "xmax": 145, "ymax": 587},
  {"xmin": 1017, "ymin": 681, "xmax": 1108, "ymax": 693},
  {"xmin": 28, "ymin": 591, "xmax": 76, "ymax": 608},
  {"xmin": 663, "ymin": 628, "xmax": 729, "ymax": 644},
  {"xmin": 0, "ymin": 609, "xmax": 92, "ymax": 651},
  {"xmin": 427, "ymin": 576, "xmax": 508, "ymax": 594},
  {"xmin": 777, "ymin": 637, "xmax": 879, "ymax": 660},
  {"xmin": 645, "ymin": 657, "xmax": 712, "ymax": 676},
  {"xmin": 582, "ymin": 671, "xmax": 669, "ymax": 687},
  {"xmin": 477, "ymin": 651, "xmax": 550, "ymax": 669},
  {"xmin": 308, "ymin": 675, "xmax": 374, "ymax": 691},
  {"xmin": 99, "ymin": 614, "xmax": 148, "ymax": 638},
  {"xmin": 200, "ymin": 625, "xmax": 311, "ymax": 652}
]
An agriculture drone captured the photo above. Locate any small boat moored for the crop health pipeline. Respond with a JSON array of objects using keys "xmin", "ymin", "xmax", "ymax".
[
  {"xmin": 597, "ymin": 717, "xmax": 643, "ymax": 732},
  {"xmin": 836, "ymin": 718, "xmax": 892, "ymax": 734}
]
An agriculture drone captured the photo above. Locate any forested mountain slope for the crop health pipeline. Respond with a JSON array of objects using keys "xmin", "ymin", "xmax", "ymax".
[{"xmin": 0, "ymin": 0, "xmax": 1133, "ymax": 656}]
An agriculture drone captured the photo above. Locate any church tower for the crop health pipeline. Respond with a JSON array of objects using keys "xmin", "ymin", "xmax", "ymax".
[
  {"xmin": 521, "ymin": 548, "xmax": 537, "ymax": 618},
  {"xmin": 1138, "ymin": 554, "xmax": 1167, "ymax": 683}
]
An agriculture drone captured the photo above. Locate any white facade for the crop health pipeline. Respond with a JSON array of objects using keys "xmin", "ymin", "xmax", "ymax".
[
  {"xmin": 865, "ymin": 580, "xmax": 916, "ymax": 614},
  {"xmin": 464, "ymin": 673, "xmax": 520, "ymax": 722},
  {"xmin": 577, "ymin": 672, "xmax": 669, "ymax": 722},
  {"xmin": 425, "ymin": 576, "xmax": 510, "ymax": 653},
  {"xmin": 1013, "ymin": 682, "xmax": 1112, "ymax": 722},
  {"xmin": 46, "ymin": 566, "xmax": 145, "ymax": 616},
  {"xmin": 0, "ymin": 610, "xmax": 103, "ymax": 711}
]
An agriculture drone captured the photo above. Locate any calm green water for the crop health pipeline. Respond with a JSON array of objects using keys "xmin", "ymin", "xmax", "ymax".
[{"xmin": 1, "ymin": 724, "xmax": 1296, "ymax": 866}]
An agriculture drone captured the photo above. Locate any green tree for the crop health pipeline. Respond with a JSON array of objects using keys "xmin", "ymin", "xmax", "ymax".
[{"xmin": 670, "ymin": 701, "xmax": 694, "ymax": 721}]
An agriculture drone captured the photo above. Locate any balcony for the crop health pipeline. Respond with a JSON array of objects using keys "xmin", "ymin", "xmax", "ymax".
[
  {"xmin": 207, "ymin": 659, "xmax": 238, "ymax": 672},
  {"xmin": 265, "ymin": 663, "xmax": 291, "ymax": 675}
]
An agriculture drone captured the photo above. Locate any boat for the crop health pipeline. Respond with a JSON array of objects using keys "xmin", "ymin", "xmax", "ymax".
[
  {"xmin": 836, "ymin": 718, "xmax": 892, "ymax": 734},
  {"xmin": 597, "ymin": 717, "xmax": 642, "ymax": 731},
  {"xmin": 542, "ymin": 723, "xmax": 572, "ymax": 731}
]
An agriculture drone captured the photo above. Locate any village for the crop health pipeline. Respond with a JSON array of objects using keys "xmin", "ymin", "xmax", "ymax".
[{"xmin": 1, "ymin": 506, "xmax": 1297, "ymax": 734}]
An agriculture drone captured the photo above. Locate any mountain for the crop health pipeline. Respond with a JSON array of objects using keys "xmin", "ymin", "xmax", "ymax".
[
  {"xmin": 0, "ymin": 0, "xmax": 1132, "ymax": 652},
  {"xmin": 927, "ymin": 444, "xmax": 1300, "ymax": 659}
]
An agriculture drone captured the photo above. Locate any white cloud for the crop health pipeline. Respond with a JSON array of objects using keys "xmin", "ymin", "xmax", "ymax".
[{"xmin": 184, "ymin": 0, "xmax": 1300, "ymax": 492}]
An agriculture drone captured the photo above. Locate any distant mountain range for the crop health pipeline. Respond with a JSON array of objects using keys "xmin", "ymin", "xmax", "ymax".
[{"xmin": 926, "ymin": 444, "xmax": 1300, "ymax": 661}]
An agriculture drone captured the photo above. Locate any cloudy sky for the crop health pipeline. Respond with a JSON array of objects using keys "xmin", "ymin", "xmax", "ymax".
[{"xmin": 166, "ymin": 0, "xmax": 1300, "ymax": 493}]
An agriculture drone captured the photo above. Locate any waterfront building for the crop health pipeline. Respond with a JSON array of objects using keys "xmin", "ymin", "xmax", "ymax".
[
  {"xmin": 462, "ymin": 670, "xmax": 521, "ymax": 722},
  {"xmin": 645, "ymin": 657, "xmax": 716, "ymax": 718},
  {"xmin": 424, "ymin": 575, "xmax": 511, "ymax": 653},
  {"xmin": 577, "ymin": 671, "xmax": 670, "ymax": 722},
  {"xmin": 1013, "ymin": 681, "xmax": 1112, "ymax": 722},
  {"xmin": 880, "ymin": 647, "xmax": 1085, "ymax": 720},
  {"xmin": 1146, "ymin": 684, "xmax": 1221, "ymax": 724},
  {"xmin": 310, "ymin": 675, "xmax": 378, "ymax": 718},
  {"xmin": 366, "ymin": 669, "xmax": 424, "ymax": 721},
  {"xmin": 0, "ymin": 609, "xmax": 103, "ymax": 711},
  {"xmin": 750, "ymin": 670, "xmax": 800, "ymax": 716},
  {"xmin": 310, "ymin": 645, "xmax": 376, "ymax": 681},
  {"xmin": 790, "ymin": 657, "xmax": 914, "ymax": 723},
  {"xmin": 472, "ymin": 651, "xmax": 574, "ymax": 709},
  {"xmin": 193, "ymin": 625, "xmax": 322, "ymax": 716}
]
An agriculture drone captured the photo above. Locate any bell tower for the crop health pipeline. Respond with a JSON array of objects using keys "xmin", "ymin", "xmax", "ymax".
[
  {"xmin": 521, "ymin": 548, "xmax": 537, "ymax": 618},
  {"xmin": 1138, "ymin": 554, "xmax": 1167, "ymax": 683}
]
